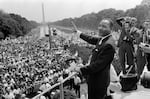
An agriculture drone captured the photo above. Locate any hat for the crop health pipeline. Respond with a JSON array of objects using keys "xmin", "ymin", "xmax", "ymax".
[
  {"xmin": 131, "ymin": 17, "xmax": 137, "ymax": 22},
  {"xmin": 125, "ymin": 17, "xmax": 131, "ymax": 21}
]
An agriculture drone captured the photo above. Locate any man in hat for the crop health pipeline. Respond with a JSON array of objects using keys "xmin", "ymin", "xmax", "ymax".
[{"xmin": 71, "ymin": 18, "xmax": 117, "ymax": 99}]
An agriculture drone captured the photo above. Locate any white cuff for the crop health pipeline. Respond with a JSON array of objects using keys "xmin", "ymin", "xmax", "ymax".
[{"xmin": 76, "ymin": 30, "xmax": 82, "ymax": 38}]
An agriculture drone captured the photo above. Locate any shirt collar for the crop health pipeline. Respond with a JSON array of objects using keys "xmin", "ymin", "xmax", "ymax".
[{"xmin": 99, "ymin": 34, "xmax": 112, "ymax": 45}]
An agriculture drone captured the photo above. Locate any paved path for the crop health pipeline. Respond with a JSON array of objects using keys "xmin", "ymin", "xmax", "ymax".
[
  {"xmin": 112, "ymin": 85, "xmax": 150, "ymax": 99},
  {"xmin": 80, "ymin": 83, "xmax": 150, "ymax": 99}
]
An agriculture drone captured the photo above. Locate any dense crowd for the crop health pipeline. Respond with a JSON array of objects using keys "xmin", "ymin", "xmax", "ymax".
[
  {"xmin": 0, "ymin": 33, "xmax": 83, "ymax": 99},
  {"xmin": 1, "ymin": 16, "xmax": 150, "ymax": 99}
]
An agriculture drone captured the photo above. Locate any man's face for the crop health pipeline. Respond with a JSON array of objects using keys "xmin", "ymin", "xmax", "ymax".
[
  {"xmin": 131, "ymin": 21, "xmax": 137, "ymax": 27},
  {"xmin": 143, "ymin": 21, "xmax": 150, "ymax": 30},
  {"xmin": 98, "ymin": 20, "xmax": 111, "ymax": 37},
  {"xmin": 124, "ymin": 22, "xmax": 130, "ymax": 31}
]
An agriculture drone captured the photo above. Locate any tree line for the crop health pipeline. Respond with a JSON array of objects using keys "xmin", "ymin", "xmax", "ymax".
[
  {"xmin": 0, "ymin": 10, "xmax": 39, "ymax": 39},
  {"xmin": 51, "ymin": 4, "xmax": 150, "ymax": 31}
]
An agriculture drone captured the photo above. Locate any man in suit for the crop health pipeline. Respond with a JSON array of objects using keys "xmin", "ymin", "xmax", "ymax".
[
  {"xmin": 143, "ymin": 20, "xmax": 150, "ymax": 71},
  {"xmin": 137, "ymin": 20, "xmax": 150, "ymax": 77},
  {"xmin": 135, "ymin": 25, "xmax": 146, "ymax": 78},
  {"xmin": 72, "ymin": 19, "xmax": 116, "ymax": 99}
]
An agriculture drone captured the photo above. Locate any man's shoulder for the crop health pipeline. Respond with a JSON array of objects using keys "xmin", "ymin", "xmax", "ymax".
[
  {"xmin": 97, "ymin": 43, "xmax": 113, "ymax": 48},
  {"xmin": 100, "ymin": 44, "xmax": 115, "ymax": 53},
  {"xmin": 103, "ymin": 43, "xmax": 114, "ymax": 49}
]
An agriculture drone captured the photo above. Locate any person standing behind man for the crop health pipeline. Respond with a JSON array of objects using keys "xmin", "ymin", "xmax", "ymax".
[
  {"xmin": 137, "ymin": 20, "xmax": 150, "ymax": 76},
  {"xmin": 143, "ymin": 20, "xmax": 150, "ymax": 71},
  {"xmin": 135, "ymin": 25, "xmax": 146, "ymax": 78},
  {"xmin": 71, "ymin": 18, "xmax": 116, "ymax": 99},
  {"xmin": 117, "ymin": 17, "xmax": 136, "ymax": 74}
]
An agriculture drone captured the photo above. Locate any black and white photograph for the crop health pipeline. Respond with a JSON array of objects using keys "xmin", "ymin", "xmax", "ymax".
[{"xmin": 0, "ymin": 0, "xmax": 150, "ymax": 99}]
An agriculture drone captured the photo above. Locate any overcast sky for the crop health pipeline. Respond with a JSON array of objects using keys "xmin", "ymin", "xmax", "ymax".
[{"xmin": 0, "ymin": 0, "xmax": 142, "ymax": 22}]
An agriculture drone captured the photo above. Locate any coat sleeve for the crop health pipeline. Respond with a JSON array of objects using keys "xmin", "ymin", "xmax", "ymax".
[
  {"xmin": 80, "ymin": 33, "xmax": 100, "ymax": 45},
  {"xmin": 80, "ymin": 44, "xmax": 115, "ymax": 75}
]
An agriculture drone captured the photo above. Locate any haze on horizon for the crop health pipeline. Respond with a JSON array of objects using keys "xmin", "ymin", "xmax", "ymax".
[{"xmin": 0, "ymin": 0, "xmax": 142, "ymax": 23}]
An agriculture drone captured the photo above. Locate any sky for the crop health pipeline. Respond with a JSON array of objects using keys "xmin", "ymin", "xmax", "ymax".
[{"xmin": 0, "ymin": 0, "xmax": 143, "ymax": 23}]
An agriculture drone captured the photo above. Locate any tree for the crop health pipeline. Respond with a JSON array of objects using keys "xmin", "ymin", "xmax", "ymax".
[
  {"xmin": 0, "ymin": 11, "xmax": 39, "ymax": 39},
  {"xmin": 50, "ymin": 4, "xmax": 150, "ymax": 31}
]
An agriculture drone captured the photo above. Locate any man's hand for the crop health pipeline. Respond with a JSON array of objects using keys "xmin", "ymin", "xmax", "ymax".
[
  {"xmin": 78, "ymin": 64, "xmax": 84, "ymax": 67},
  {"xmin": 72, "ymin": 29, "xmax": 82, "ymax": 34},
  {"xmin": 71, "ymin": 21, "xmax": 78, "ymax": 30},
  {"xmin": 68, "ymin": 64, "xmax": 81, "ymax": 73},
  {"xmin": 68, "ymin": 61, "xmax": 77, "ymax": 72},
  {"xmin": 74, "ymin": 64, "xmax": 84, "ymax": 73},
  {"xmin": 72, "ymin": 29, "xmax": 82, "ymax": 38},
  {"xmin": 71, "ymin": 21, "xmax": 82, "ymax": 35},
  {"xmin": 74, "ymin": 66, "xmax": 81, "ymax": 73},
  {"xmin": 72, "ymin": 28, "xmax": 77, "ymax": 33}
]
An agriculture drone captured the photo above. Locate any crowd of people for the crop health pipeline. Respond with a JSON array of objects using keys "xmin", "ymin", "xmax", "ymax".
[
  {"xmin": 0, "ymin": 33, "xmax": 84, "ymax": 99},
  {"xmin": 0, "ymin": 16, "xmax": 150, "ymax": 99}
]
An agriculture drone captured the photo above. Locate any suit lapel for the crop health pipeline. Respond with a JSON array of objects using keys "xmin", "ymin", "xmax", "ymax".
[{"xmin": 98, "ymin": 34, "xmax": 112, "ymax": 45}]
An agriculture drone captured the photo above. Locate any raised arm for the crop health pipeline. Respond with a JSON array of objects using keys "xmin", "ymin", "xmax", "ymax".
[
  {"xmin": 79, "ymin": 33, "xmax": 100, "ymax": 45},
  {"xmin": 116, "ymin": 17, "xmax": 125, "ymax": 27},
  {"xmin": 72, "ymin": 22, "xmax": 100, "ymax": 45}
]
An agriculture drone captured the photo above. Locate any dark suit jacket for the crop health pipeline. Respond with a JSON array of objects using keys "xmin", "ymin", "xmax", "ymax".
[
  {"xmin": 79, "ymin": 33, "xmax": 115, "ymax": 99},
  {"xmin": 118, "ymin": 27, "xmax": 135, "ymax": 47},
  {"xmin": 116, "ymin": 18, "xmax": 139, "ymax": 46}
]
